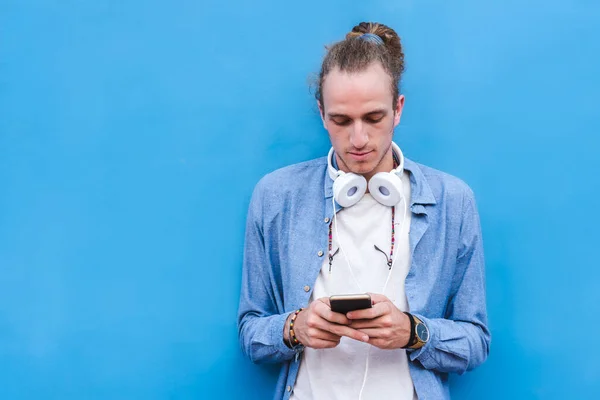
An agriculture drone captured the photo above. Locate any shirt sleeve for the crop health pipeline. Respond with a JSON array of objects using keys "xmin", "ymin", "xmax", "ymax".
[
  {"xmin": 237, "ymin": 181, "xmax": 297, "ymax": 364},
  {"xmin": 408, "ymin": 188, "xmax": 491, "ymax": 374}
]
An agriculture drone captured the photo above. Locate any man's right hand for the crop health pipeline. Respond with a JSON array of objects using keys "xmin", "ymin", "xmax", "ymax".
[{"xmin": 286, "ymin": 297, "xmax": 370, "ymax": 349}]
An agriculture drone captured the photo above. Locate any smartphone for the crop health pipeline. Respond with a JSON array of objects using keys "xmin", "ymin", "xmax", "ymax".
[{"xmin": 329, "ymin": 294, "xmax": 372, "ymax": 314}]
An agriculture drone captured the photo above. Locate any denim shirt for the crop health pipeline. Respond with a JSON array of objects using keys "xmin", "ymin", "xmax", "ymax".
[{"xmin": 237, "ymin": 155, "xmax": 490, "ymax": 400}]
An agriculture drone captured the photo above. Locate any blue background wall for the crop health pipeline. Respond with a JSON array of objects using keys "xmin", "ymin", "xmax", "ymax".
[{"xmin": 1, "ymin": 0, "xmax": 599, "ymax": 398}]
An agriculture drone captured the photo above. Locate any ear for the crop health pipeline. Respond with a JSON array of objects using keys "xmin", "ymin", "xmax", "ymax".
[
  {"xmin": 393, "ymin": 95, "xmax": 405, "ymax": 128},
  {"xmin": 317, "ymin": 100, "xmax": 327, "ymax": 128}
]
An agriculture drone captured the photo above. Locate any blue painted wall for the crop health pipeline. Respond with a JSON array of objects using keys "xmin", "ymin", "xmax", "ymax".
[{"xmin": 1, "ymin": 0, "xmax": 599, "ymax": 398}]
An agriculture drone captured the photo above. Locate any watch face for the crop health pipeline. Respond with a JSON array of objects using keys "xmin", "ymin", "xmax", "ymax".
[{"xmin": 416, "ymin": 323, "xmax": 429, "ymax": 342}]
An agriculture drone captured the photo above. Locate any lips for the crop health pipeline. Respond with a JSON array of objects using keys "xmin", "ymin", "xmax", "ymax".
[{"xmin": 348, "ymin": 150, "xmax": 373, "ymax": 161}]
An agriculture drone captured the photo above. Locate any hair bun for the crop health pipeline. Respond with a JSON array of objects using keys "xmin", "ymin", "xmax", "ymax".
[{"xmin": 346, "ymin": 22, "xmax": 404, "ymax": 77}]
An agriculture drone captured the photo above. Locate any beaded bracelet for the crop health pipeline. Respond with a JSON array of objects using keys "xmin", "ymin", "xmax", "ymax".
[{"xmin": 289, "ymin": 308, "xmax": 303, "ymax": 348}]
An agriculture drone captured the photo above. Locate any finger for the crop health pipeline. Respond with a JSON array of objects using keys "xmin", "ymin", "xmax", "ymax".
[
  {"xmin": 314, "ymin": 300, "xmax": 351, "ymax": 325},
  {"xmin": 296, "ymin": 319, "xmax": 341, "ymax": 344},
  {"xmin": 347, "ymin": 302, "xmax": 388, "ymax": 320},
  {"xmin": 349, "ymin": 316, "xmax": 390, "ymax": 329},
  {"xmin": 367, "ymin": 338, "xmax": 392, "ymax": 350},
  {"xmin": 325, "ymin": 323, "xmax": 369, "ymax": 342},
  {"xmin": 301, "ymin": 309, "xmax": 346, "ymax": 339},
  {"xmin": 356, "ymin": 328, "xmax": 392, "ymax": 339},
  {"xmin": 306, "ymin": 313, "xmax": 361, "ymax": 339},
  {"xmin": 306, "ymin": 338, "xmax": 341, "ymax": 349},
  {"xmin": 307, "ymin": 328, "xmax": 341, "ymax": 342}
]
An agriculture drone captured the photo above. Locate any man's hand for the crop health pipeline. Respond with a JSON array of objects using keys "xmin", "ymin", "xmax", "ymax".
[
  {"xmin": 346, "ymin": 293, "xmax": 412, "ymax": 350},
  {"xmin": 285, "ymin": 297, "xmax": 370, "ymax": 349}
]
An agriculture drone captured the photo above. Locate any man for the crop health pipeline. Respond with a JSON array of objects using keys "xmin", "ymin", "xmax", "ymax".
[{"xmin": 238, "ymin": 22, "xmax": 490, "ymax": 399}]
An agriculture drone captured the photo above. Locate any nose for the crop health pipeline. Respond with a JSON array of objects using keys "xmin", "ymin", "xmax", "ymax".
[{"xmin": 349, "ymin": 121, "xmax": 368, "ymax": 149}]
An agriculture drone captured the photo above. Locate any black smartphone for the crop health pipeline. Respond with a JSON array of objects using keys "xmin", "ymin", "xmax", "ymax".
[{"xmin": 329, "ymin": 294, "xmax": 372, "ymax": 314}]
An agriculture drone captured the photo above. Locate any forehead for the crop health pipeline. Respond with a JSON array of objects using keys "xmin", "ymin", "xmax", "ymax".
[{"xmin": 321, "ymin": 62, "xmax": 393, "ymax": 114}]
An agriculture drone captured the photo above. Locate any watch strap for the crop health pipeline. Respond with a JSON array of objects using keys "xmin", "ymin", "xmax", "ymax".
[{"xmin": 403, "ymin": 312, "xmax": 416, "ymax": 348}]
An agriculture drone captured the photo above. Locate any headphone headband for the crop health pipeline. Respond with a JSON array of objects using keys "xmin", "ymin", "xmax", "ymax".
[
  {"xmin": 389, "ymin": 142, "xmax": 404, "ymax": 177},
  {"xmin": 327, "ymin": 147, "xmax": 341, "ymax": 181}
]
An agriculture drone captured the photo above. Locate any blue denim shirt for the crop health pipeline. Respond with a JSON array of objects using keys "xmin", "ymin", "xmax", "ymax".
[{"xmin": 237, "ymin": 155, "xmax": 490, "ymax": 399}]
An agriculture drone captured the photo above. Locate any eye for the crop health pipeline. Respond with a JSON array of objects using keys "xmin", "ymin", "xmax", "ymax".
[
  {"xmin": 366, "ymin": 117, "xmax": 384, "ymax": 124},
  {"xmin": 331, "ymin": 117, "xmax": 351, "ymax": 126},
  {"xmin": 365, "ymin": 113, "xmax": 385, "ymax": 124}
]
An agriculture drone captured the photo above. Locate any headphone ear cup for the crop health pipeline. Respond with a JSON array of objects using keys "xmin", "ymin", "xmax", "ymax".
[
  {"xmin": 368, "ymin": 172, "xmax": 403, "ymax": 206},
  {"xmin": 333, "ymin": 173, "xmax": 367, "ymax": 208}
]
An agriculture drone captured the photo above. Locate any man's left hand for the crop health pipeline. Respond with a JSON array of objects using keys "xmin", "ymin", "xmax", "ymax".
[{"xmin": 346, "ymin": 293, "xmax": 412, "ymax": 350}]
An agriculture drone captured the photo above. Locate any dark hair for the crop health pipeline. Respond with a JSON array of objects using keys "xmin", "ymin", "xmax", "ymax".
[{"xmin": 315, "ymin": 22, "xmax": 405, "ymax": 109}]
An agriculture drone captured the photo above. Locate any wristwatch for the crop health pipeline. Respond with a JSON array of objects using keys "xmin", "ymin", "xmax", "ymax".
[{"xmin": 404, "ymin": 312, "xmax": 430, "ymax": 349}]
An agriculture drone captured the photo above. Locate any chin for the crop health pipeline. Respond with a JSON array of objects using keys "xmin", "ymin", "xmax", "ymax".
[
  {"xmin": 338, "ymin": 152, "xmax": 379, "ymax": 176},
  {"xmin": 348, "ymin": 161, "xmax": 376, "ymax": 176}
]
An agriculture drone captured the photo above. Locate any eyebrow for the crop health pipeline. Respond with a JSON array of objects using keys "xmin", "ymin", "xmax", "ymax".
[{"xmin": 327, "ymin": 109, "xmax": 388, "ymax": 118}]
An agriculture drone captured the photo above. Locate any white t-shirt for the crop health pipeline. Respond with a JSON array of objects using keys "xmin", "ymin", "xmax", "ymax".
[{"xmin": 291, "ymin": 171, "xmax": 416, "ymax": 400}]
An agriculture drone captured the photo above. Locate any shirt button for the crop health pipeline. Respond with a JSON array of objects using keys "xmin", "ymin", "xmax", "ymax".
[
  {"xmin": 324, "ymin": 217, "xmax": 330, "ymax": 223},
  {"xmin": 317, "ymin": 250, "xmax": 324, "ymax": 257},
  {"xmin": 287, "ymin": 385, "xmax": 292, "ymax": 392},
  {"xmin": 304, "ymin": 285, "xmax": 310, "ymax": 292}
]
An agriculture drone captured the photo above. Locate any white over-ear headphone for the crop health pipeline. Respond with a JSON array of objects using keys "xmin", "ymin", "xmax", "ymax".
[{"xmin": 327, "ymin": 142, "xmax": 405, "ymax": 208}]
